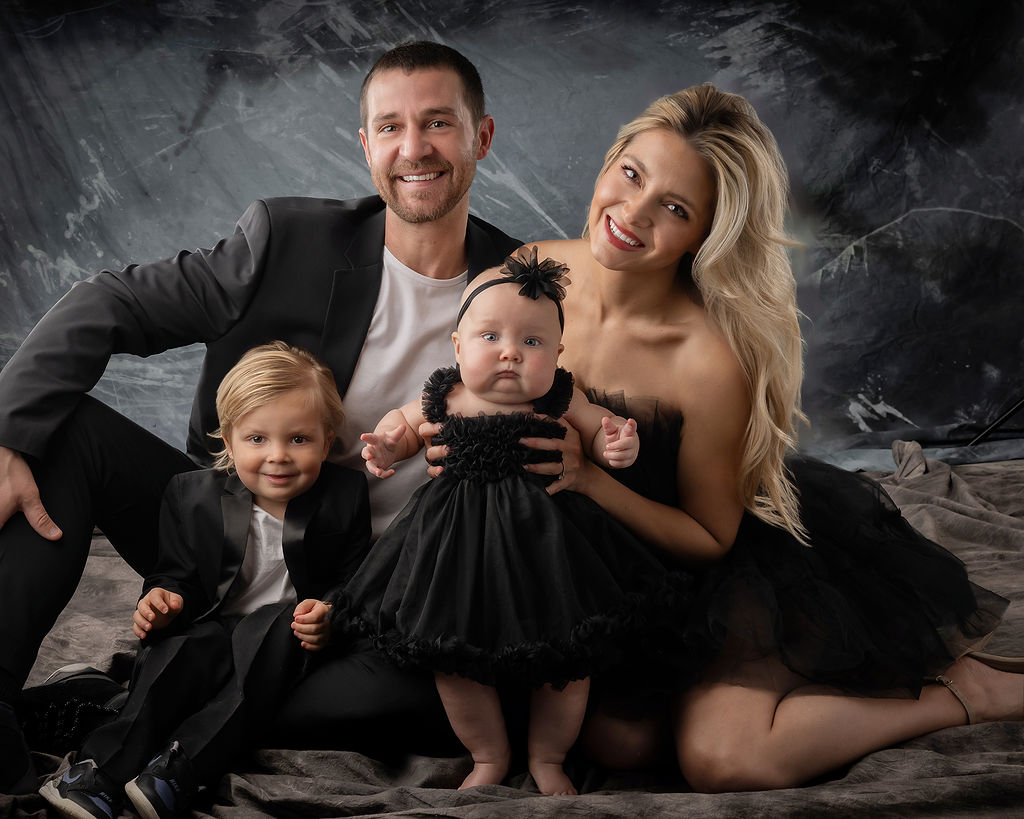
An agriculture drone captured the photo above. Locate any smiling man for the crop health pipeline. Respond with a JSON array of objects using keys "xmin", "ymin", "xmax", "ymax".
[
  {"xmin": 361, "ymin": 59, "xmax": 491, "ymax": 228},
  {"xmin": 0, "ymin": 41, "xmax": 519, "ymax": 794}
]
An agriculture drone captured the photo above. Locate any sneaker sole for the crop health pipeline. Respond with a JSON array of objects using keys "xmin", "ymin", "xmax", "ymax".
[
  {"xmin": 39, "ymin": 778, "xmax": 111, "ymax": 819},
  {"xmin": 124, "ymin": 778, "xmax": 163, "ymax": 819}
]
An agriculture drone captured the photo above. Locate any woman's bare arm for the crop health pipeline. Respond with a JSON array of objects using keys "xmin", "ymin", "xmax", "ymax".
[{"xmin": 524, "ymin": 356, "xmax": 749, "ymax": 566}]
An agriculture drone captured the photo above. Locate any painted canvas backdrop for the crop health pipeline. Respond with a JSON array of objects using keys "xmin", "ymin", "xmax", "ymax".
[{"xmin": 2, "ymin": 0, "xmax": 1022, "ymax": 456}]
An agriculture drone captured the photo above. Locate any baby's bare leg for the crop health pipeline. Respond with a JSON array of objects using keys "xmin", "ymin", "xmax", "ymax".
[
  {"xmin": 435, "ymin": 672, "xmax": 510, "ymax": 789},
  {"xmin": 528, "ymin": 677, "xmax": 590, "ymax": 795}
]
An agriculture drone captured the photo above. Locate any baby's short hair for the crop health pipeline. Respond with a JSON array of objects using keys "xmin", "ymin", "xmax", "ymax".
[{"xmin": 209, "ymin": 341, "xmax": 344, "ymax": 471}]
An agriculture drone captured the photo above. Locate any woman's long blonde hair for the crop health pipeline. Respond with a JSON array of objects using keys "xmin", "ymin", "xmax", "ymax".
[{"xmin": 596, "ymin": 84, "xmax": 807, "ymax": 540}]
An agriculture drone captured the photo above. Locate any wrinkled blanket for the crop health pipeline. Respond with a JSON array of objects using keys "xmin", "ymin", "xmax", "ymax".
[{"xmin": 5, "ymin": 443, "xmax": 1023, "ymax": 817}]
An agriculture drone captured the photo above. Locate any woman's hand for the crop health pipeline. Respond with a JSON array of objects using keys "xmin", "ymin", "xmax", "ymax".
[
  {"xmin": 419, "ymin": 421, "xmax": 448, "ymax": 479},
  {"xmin": 521, "ymin": 419, "xmax": 587, "ymax": 496}
]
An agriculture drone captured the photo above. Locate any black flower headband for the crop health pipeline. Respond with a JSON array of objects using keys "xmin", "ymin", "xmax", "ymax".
[{"xmin": 456, "ymin": 247, "xmax": 571, "ymax": 330}]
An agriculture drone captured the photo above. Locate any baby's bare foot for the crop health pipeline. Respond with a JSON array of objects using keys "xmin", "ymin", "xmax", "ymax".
[
  {"xmin": 459, "ymin": 761, "xmax": 508, "ymax": 790},
  {"xmin": 529, "ymin": 760, "xmax": 577, "ymax": 796}
]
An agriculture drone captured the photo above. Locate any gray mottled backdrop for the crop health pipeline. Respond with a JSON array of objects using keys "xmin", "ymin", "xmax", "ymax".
[{"xmin": 2, "ymin": 0, "xmax": 1022, "ymax": 456}]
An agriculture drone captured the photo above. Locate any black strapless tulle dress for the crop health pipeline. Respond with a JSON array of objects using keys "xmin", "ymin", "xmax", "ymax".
[
  {"xmin": 590, "ymin": 389, "xmax": 1008, "ymax": 697},
  {"xmin": 330, "ymin": 368, "xmax": 694, "ymax": 689}
]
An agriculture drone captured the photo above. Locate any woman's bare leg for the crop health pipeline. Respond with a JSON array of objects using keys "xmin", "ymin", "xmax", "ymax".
[
  {"xmin": 675, "ymin": 653, "xmax": 1023, "ymax": 793},
  {"xmin": 434, "ymin": 673, "xmax": 510, "ymax": 789},
  {"xmin": 528, "ymin": 678, "xmax": 590, "ymax": 795}
]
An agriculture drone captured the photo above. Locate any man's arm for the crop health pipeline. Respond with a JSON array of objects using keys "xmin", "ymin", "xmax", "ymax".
[
  {"xmin": 0, "ymin": 201, "xmax": 274, "ymax": 459},
  {"xmin": 0, "ymin": 201, "xmax": 274, "ymax": 535}
]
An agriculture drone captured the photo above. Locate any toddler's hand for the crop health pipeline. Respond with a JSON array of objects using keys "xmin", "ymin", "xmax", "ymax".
[
  {"xmin": 133, "ymin": 587, "xmax": 183, "ymax": 639},
  {"xmin": 360, "ymin": 425, "xmax": 407, "ymax": 478},
  {"xmin": 292, "ymin": 598, "xmax": 331, "ymax": 651},
  {"xmin": 603, "ymin": 417, "xmax": 639, "ymax": 468}
]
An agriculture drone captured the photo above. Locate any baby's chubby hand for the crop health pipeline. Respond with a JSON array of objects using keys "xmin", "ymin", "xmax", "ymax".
[
  {"xmin": 602, "ymin": 417, "xmax": 639, "ymax": 468},
  {"xmin": 360, "ymin": 425, "xmax": 407, "ymax": 479},
  {"xmin": 292, "ymin": 598, "xmax": 332, "ymax": 651}
]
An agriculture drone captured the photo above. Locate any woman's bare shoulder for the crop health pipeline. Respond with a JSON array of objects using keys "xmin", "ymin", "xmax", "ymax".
[{"xmin": 670, "ymin": 318, "xmax": 748, "ymax": 412}]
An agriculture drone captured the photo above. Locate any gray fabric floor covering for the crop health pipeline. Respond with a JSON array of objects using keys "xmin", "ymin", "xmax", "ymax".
[{"xmin": 6, "ymin": 441, "xmax": 1023, "ymax": 816}]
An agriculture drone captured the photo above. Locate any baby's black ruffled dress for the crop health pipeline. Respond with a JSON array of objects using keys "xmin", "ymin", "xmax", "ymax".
[{"xmin": 332, "ymin": 368, "xmax": 693, "ymax": 688}]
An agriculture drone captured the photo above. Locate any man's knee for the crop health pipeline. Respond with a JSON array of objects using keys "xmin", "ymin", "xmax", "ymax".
[
  {"xmin": 272, "ymin": 649, "xmax": 448, "ymax": 750},
  {"xmin": 289, "ymin": 649, "xmax": 439, "ymax": 719},
  {"xmin": 47, "ymin": 396, "xmax": 193, "ymax": 573}
]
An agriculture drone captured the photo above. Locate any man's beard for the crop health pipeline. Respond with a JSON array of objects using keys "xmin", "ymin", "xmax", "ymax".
[{"xmin": 373, "ymin": 158, "xmax": 474, "ymax": 224}]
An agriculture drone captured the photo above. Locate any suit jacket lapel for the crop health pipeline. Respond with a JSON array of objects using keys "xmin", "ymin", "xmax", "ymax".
[
  {"xmin": 281, "ymin": 485, "xmax": 316, "ymax": 599},
  {"xmin": 321, "ymin": 207, "xmax": 386, "ymax": 398},
  {"xmin": 212, "ymin": 473, "xmax": 252, "ymax": 613},
  {"xmin": 466, "ymin": 216, "xmax": 508, "ymax": 280},
  {"xmin": 321, "ymin": 208, "xmax": 507, "ymax": 394}
]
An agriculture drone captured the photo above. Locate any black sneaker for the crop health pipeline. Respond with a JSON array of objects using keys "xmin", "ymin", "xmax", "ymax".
[
  {"xmin": 17, "ymin": 664, "xmax": 127, "ymax": 758},
  {"xmin": 38, "ymin": 759, "xmax": 122, "ymax": 819},
  {"xmin": 123, "ymin": 740, "xmax": 196, "ymax": 819}
]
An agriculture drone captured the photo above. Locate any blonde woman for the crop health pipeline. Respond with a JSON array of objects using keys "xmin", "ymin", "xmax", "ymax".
[{"xmin": 507, "ymin": 84, "xmax": 1022, "ymax": 791}]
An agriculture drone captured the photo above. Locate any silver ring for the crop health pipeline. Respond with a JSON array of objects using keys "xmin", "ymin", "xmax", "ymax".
[{"xmin": 556, "ymin": 463, "xmax": 565, "ymax": 481}]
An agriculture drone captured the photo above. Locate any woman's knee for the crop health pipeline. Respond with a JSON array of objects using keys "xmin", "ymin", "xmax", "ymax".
[
  {"xmin": 676, "ymin": 726, "xmax": 795, "ymax": 793},
  {"xmin": 675, "ymin": 657, "xmax": 809, "ymax": 792},
  {"xmin": 677, "ymin": 729, "xmax": 740, "ymax": 792}
]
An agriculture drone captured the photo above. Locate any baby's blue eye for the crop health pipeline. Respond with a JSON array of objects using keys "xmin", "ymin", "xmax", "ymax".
[
  {"xmin": 524, "ymin": 338, "xmax": 540, "ymax": 347},
  {"xmin": 482, "ymin": 332, "xmax": 497, "ymax": 342}
]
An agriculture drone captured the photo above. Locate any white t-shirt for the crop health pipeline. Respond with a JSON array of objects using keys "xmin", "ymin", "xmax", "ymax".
[
  {"xmin": 333, "ymin": 247, "xmax": 467, "ymax": 539},
  {"xmin": 220, "ymin": 503, "xmax": 296, "ymax": 617}
]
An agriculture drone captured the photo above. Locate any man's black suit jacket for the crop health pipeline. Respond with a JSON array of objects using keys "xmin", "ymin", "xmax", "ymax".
[
  {"xmin": 0, "ymin": 195, "xmax": 521, "ymax": 463},
  {"xmin": 144, "ymin": 461, "xmax": 370, "ymax": 631}
]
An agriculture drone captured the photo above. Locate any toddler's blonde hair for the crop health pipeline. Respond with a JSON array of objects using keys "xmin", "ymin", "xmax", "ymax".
[{"xmin": 210, "ymin": 341, "xmax": 344, "ymax": 471}]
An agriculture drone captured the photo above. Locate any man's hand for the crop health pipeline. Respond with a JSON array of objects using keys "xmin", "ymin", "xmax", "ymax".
[
  {"xmin": 292, "ymin": 598, "xmax": 332, "ymax": 651},
  {"xmin": 133, "ymin": 587, "xmax": 183, "ymax": 639},
  {"xmin": 0, "ymin": 445, "xmax": 61, "ymax": 540}
]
